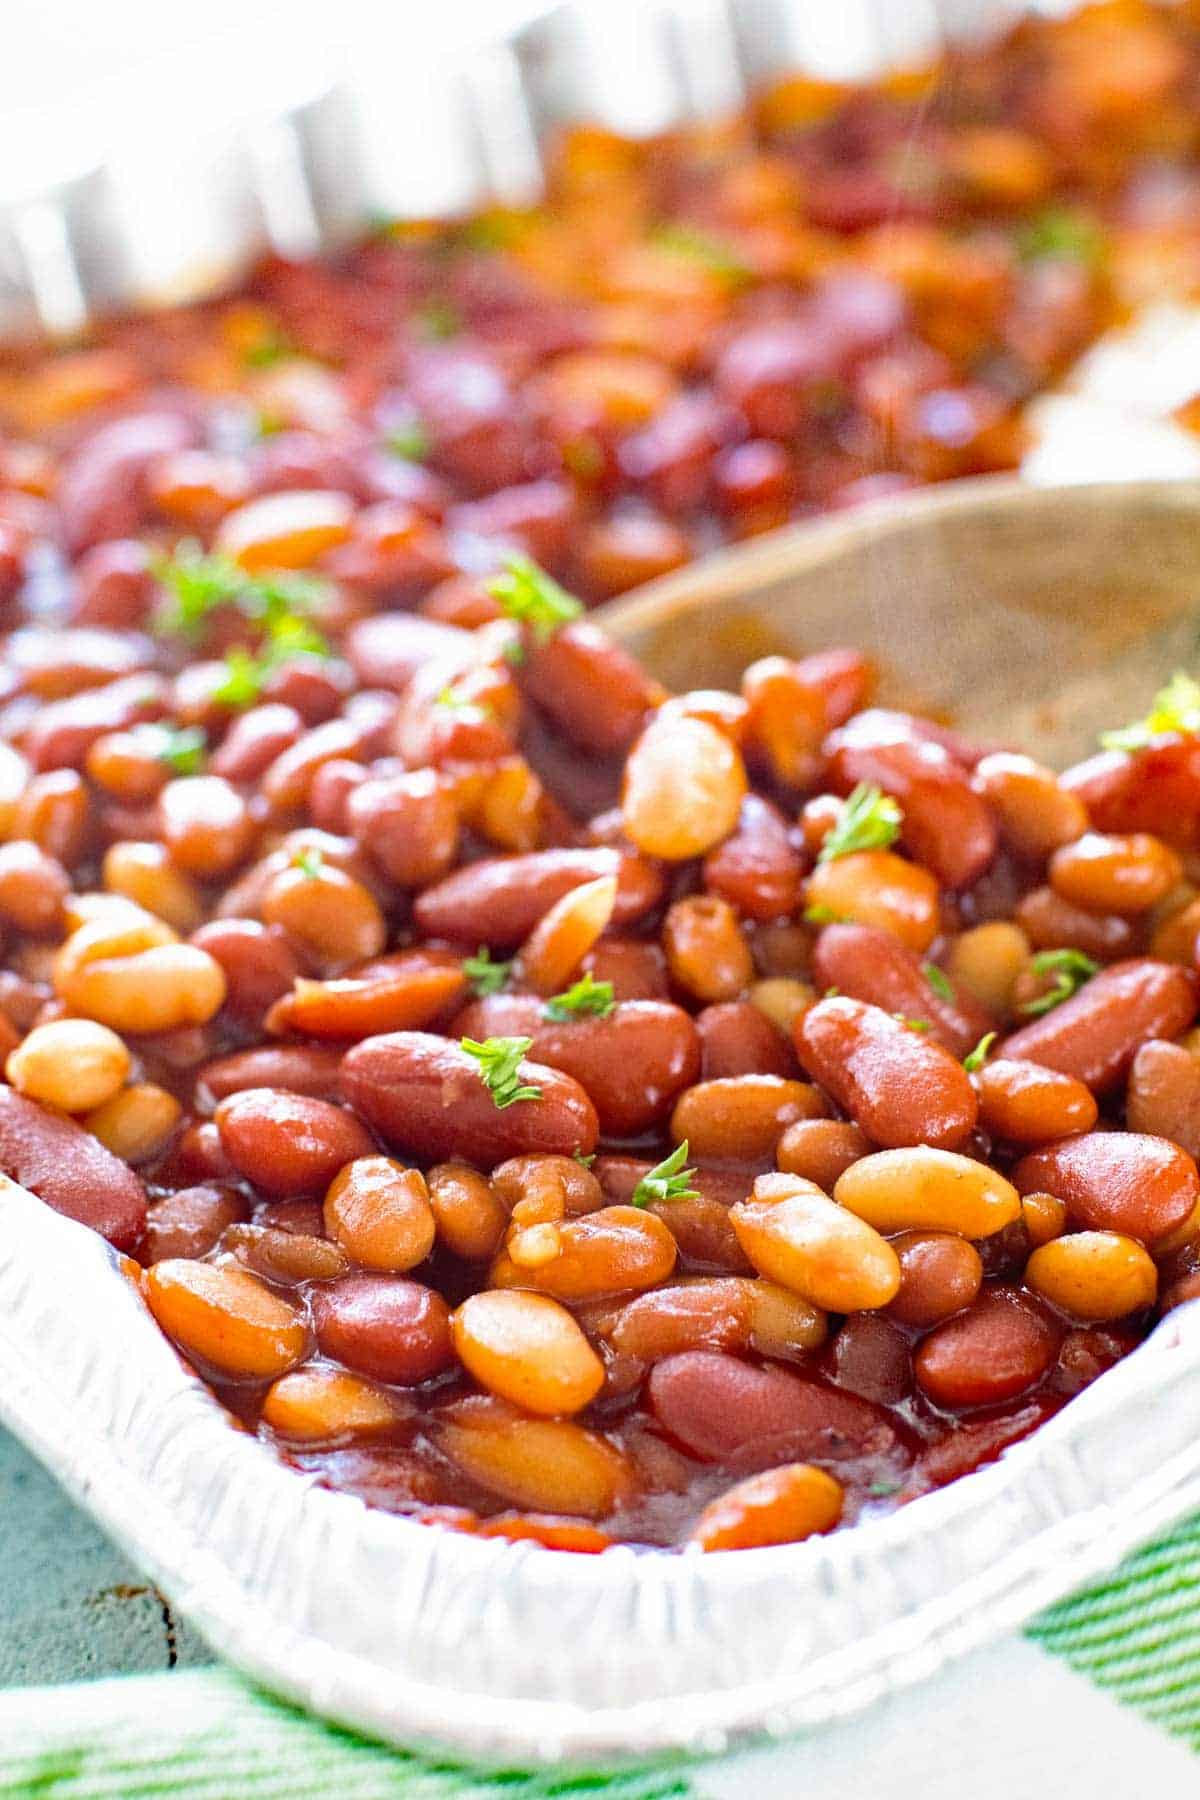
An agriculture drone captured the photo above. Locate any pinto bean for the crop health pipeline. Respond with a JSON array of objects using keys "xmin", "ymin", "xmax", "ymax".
[
  {"xmin": 913, "ymin": 1287, "xmax": 1060, "ymax": 1408},
  {"xmin": 1126, "ymin": 1039, "xmax": 1200, "ymax": 1159},
  {"xmin": 696, "ymin": 1001, "xmax": 794, "ymax": 1079},
  {"xmin": 670, "ymin": 1075, "xmax": 825, "ymax": 1161},
  {"xmin": 453, "ymin": 994, "xmax": 698, "ymax": 1137},
  {"xmin": 886, "ymin": 1231, "xmax": 983, "ymax": 1327},
  {"xmin": 1001, "ymin": 959, "xmax": 1197, "ymax": 1093},
  {"xmin": 312, "ymin": 1274, "xmax": 454, "ymax": 1384},
  {"xmin": 973, "ymin": 1058, "xmax": 1098, "ymax": 1144},
  {"xmin": 197, "ymin": 1044, "xmax": 345, "ymax": 1108},
  {"xmin": 0, "ymin": 1082, "xmax": 145, "ymax": 1250},
  {"xmin": 413, "ymin": 848, "xmax": 663, "ymax": 948},
  {"xmin": 1013, "ymin": 1133, "xmax": 1199, "ymax": 1245},
  {"xmin": 214, "ymin": 1089, "xmax": 375, "ymax": 1195},
  {"xmin": 702, "ymin": 796, "xmax": 805, "ymax": 922},
  {"xmin": 795, "ymin": 995, "xmax": 977, "ymax": 1150},
  {"xmin": 811, "ymin": 923, "xmax": 990, "ymax": 1056},
  {"xmin": 142, "ymin": 1184, "xmax": 246, "ymax": 1263},
  {"xmin": 189, "ymin": 920, "xmax": 300, "ymax": 1023},
  {"xmin": 341, "ymin": 1031, "xmax": 598, "ymax": 1163},
  {"xmin": 776, "ymin": 1118, "xmax": 870, "ymax": 1189},
  {"xmin": 647, "ymin": 1350, "xmax": 899, "ymax": 1467},
  {"xmin": 1013, "ymin": 887, "xmax": 1137, "ymax": 961},
  {"xmin": 520, "ymin": 621, "xmax": 664, "ymax": 756}
]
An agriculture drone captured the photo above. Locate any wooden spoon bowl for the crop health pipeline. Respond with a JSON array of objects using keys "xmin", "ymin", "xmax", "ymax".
[{"xmin": 601, "ymin": 476, "xmax": 1200, "ymax": 764}]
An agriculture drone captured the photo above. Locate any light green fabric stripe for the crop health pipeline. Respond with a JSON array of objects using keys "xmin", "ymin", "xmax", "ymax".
[
  {"xmin": 1026, "ymin": 1511, "xmax": 1200, "ymax": 1751},
  {"xmin": 0, "ymin": 1668, "xmax": 691, "ymax": 1800}
]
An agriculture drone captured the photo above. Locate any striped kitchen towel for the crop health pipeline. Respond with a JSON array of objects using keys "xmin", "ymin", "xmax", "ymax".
[{"xmin": 0, "ymin": 1509, "xmax": 1196, "ymax": 1800}]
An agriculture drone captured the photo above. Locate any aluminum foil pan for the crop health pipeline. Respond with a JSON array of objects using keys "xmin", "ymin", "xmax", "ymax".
[{"xmin": 2, "ymin": 1171, "xmax": 1199, "ymax": 1765}]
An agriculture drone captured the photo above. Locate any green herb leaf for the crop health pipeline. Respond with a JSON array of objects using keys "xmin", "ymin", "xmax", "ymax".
[
  {"xmin": 153, "ymin": 542, "xmax": 330, "ymax": 642},
  {"xmin": 1019, "ymin": 948, "xmax": 1100, "ymax": 1017},
  {"xmin": 485, "ymin": 553, "xmax": 583, "ymax": 646},
  {"xmin": 818, "ymin": 783, "xmax": 903, "ymax": 863},
  {"xmin": 868, "ymin": 1478, "xmax": 903, "ymax": 1499},
  {"xmin": 153, "ymin": 724, "xmax": 207, "ymax": 777},
  {"xmin": 962, "ymin": 1031, "xmax": 997, "ymax": 1073},
  {"xmin": 210, "ymin": 649, "xmax": 266, "ymax": 710},
  {"xmin": 1018, "ymin": 206, "xmax": 1107, "ymax": 270},
  {"xmin": 1100, "ymin": 672, "xmax": 1200, "ymax": 752},
  {"xmin": 823, "ymin": 986, "xmax": 840, "ymax": 999},
  {"xmin": 651, "ymin": 223, "xmax": 752, "ymax": 287},
  {"xmin": 435, "ymin": 684, "xmax": 474, "ymax": 712},
  {"xmin": 804, "ymin": 903, "xmax": 850, "ymax": 927},
  {"xmin": 923, "ymin": 963, "xmax": 954, "ymax": 1003},
  {"xmin": 460, "ymin": 1035, "xmax": 542, "ymax": 1110},
  {"xmin": 292, "ymin": 846, "xmax": 325, "ymax": 879},
  {"xmin": 573, "ymin": 1149, "xmax": 597, "ymax": 1168},
  {"xmin": 414, "ymin": 298, "xmax": 461, "ymax": 341},
  {"xmin": 242, "ymin": 325, "xmax": 296, "ymax": 368},
  {"xmin": 631, "ymin": 1141, "xmax": 700, "ymax": 1208},
  {"xmin": 386, "ymin": 420, "xmax": 430, "ymax": 462},
  {"xmin": 894, "ymin": 1014, "xmax": 932, "ymax": 1034},
  {"xmin": 543, "ymin": 974, "xmax": 616, "ymax": 1022},
  {"xmin": 210, "ymin": 610, "xmax": 330, "ymax": 710},
  {"xmin": 462, "ymin": 948, "xmax": 513, "ymax": 998}
]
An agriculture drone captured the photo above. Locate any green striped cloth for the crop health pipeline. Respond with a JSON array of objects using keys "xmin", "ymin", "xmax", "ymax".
[{"xmin": 1, "ymin": 1503, "xmax": 1197, "ymax": 1798}]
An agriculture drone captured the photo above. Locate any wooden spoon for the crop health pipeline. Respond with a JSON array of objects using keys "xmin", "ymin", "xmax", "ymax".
[{"xmin": 600, "ymin": 476, "xmax": 1200, "ymax": 764}]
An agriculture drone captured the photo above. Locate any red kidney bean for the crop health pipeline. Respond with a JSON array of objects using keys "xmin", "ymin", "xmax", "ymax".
[
  {"xmin": 22, "ymin": 675, "xmax": 166, "ymax": 773},
  {"xmin": 58, "ymin": 411, "xmax": 200, "ymax": 554},
  {"xmin": 886, "ymin": 1230, "xmax": 983, "ymax": 1327},
  {"xmin": 308, "ymin": 759, "xmax": 367, "ymax": 833},
  {"xmin": 197, "ymin": 1045, "xmax": 345, "ymax": 1109},
  {"xmin": 914, "ymin": 1287, "xmax": 1060, "ymax": 1408},
  {"xmin": 414, "ymin": 847, "xmax": 664, "ymax": 948},
  {"xmin": 696, "ymin": 1001, "xmax": 794, "ymax": 1079},
  {"xmin": 647, "ymin": 1350, "xmax": 900, "ymax": 1467},
  {"xmin": 824, "ymin": 711, "xmax": 997, "ymax": 888},
  {"xmin": 582, "ymin": 938, "xmax": 670, "ymax": 1002},
  {"xmin": 830, "ymin": 1315, "xmax": 912, "ymax": 1404},
  {"xmin": 1126, "ymin": 1039, "xmax": 1200, "ymax": 1159},
  {"xmin": 1062, "ymin": 739, "xmax": 1200, "ymax": 846},
  {"xmin": 0, "ymin": 843, "xmax": 69, "ymax": 935},
  {"xmin": 1002, "ymin": 959, "xmax": 1198, "ymax": 1093},
  {"xmin": 189, "ymin": 920, "xmax": 300, "ymax": 1023},
  {"xmin": 158, "ymin": 776, "xmax": 255, "ymax": 878},
  {"xmin": 214, "ymin": 1089, "xmax": 376, "ymax": 1195},
  {"xmin": 347, "ymin": 769, "xmax": 459, "ymax": 887},
  {"xmin": 209, "ymin": 704, "xmax": 304, "ymax": 783},
  {"xmin": 795, "ymin": 995, "xmax": 978, "ymax": 1150},
  {"xmin": 345, "ymin": 613, "xmax": 475, "ymax": 694},
  {"xmin": 452, "ymin": 994, "xmax": 700, "ymax": 1136},
  {"xmin": 0, "ymin": 1083, "xmax": 145, "ymax": 1251},
  {"xmin": 9, "ymin": 626, "xmax": 154, "ymax": 700},
  {"xmin": 341, "ymin": 1031, "xmax": 598, "ymax": 1163},
  {"xmin": 1013, "ymin": 1132, "xmax": 1199, "ymax": 1244},
  {"xmin": 1014, "ymin": 886, "xmax": 1137, "ymax": 961},
  {"xmin": 448, "ymin": 477, "xmax": 577, "ymax": 569},
  {"xmin": 973, "ymin": 1058, "xmax": 1098, "ymax": 1144},
  {"xmin": 811, "ymin": 922, "xmax": 992, "ymax": 1055},
  {"xmin": 261, "ymin": 658, "xmax": 356, "ymax": 726},
  {"xmin": 609, "ymin": 1280, "xmax": 751, "ymax": 1362},
  {"xmin": 715, "ymin": 321, "xmax": 841, "ymax": 439},
  {"xmin": 143, "ymin": 1184, "xmax": 247, "ymax": 1263},
  {"xmin": 407, "ymin": 346, "xmax": 539, "ymax": 496},
  {"xmin": 519, "ymin": 622, "xmax": 665, "ymax": 757},
  {"xmin": 312, "ymin": 1274, "xmax": 454, "ymax": 1384},
  {"xmin": 71, "ymin": 540, "xmax": 158, "ymax": 628},
  {"xmin": 702, "ymin": 795, "xmax": 805, "ymax": 922},
  {"xmin": 261, "ymin": 719, "xmax": 368, "ymax": 814}
]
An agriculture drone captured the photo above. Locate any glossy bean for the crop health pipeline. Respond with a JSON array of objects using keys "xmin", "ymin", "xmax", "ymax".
[
  {"xmin": 215, "ymin": 1089, "xmax": 375, "ymax": 1195},
  {"xmin": 973, "ymin": 1058, "xmax": 1098, "ymax": 1144},
  {"xmin": 1013, "ymin": 1133, "xmax": 1198, "ymax": 1244},
  {"xmin": 144, "ymin": 1260, "xmax": 307, "ymax": 1381},
  {"xmin": 834, "ymin": 1147, "xmax": 1020, "ymax": 1237},
  {"xmin": 1026, "ymin": 1232, "xmax": 1157, "ymax": 1321},
  {"xmin": 731, "ymin": 1174, "xmax": 901, "ymax": 1310},
  {"xmin": 886, "ymin": 1230, "xmax": 983, "ymax": 1327},
  {"xmin": 796, "ymin": 995, "xmax": 978, "ymax": 1150},
  {"xmin": 913, "ymin": 1287, "xmax": 1060, "ymax": 1408},
  {"xmin": 1002, "ymin": 959, "xmax": 1197, "ymax": 1093},
  {"xmin": 311, "ymin": 1275, "xmax": 454, "ymax": 1384}
]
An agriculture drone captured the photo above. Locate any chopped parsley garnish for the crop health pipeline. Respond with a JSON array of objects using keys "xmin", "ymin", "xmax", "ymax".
[
  {"xmin": 651, "ymin": 223, "xmax": 752, "ymax": 287},
  {"xmin": 962, "ymin": 1031, "xmax": 997, "ymax": 1073},
  {"xmin": 1100, "ymin": 672, "xmax": 1200, "ymax": 752},
  {"xmin": 435, "ymin": 684, "xmax": 473, "ymax": 711},
  {"xmin": 818, "ymin": 783, "xmax": 903, "ymax": 863},
  {"xmin": 631, "ymin": 1141, "xmax": 699, "ymax": 1208},
  {"xmin": 153, "ymin": 541, "xmax": 329, "ymax": 642},
  {"xmin": 386, "ymin": 420, "xmax": 430, "ymax": 462},
  {"xmin": 1018, "ymin": 206, "xmax": 1107, "ymax": 270},
  {"xmin": 804, "ymin": 903, "xmax": 850, "ymax": 926},
  {"xmin": 923, "ymin": 963, "xmax": 954, "ymax": 1003},
  {"xmin": 462, "ymin": 948, "xmax": 512, "ymax": 998},
  {"xmin": 868, "ymin": 1478, "xmax": 903, "ymax": 1499},
  {"xmin": 211, "ymin": 612, "xmax": 330, "ymax": 709},
  {"xmin": 485, "ymin": 553, "xmax": 583, "ymax": 646},
  {"xmin": 414, "ymin": 298, "xmax": 461, "ymax": 341},
  {"xmin": 153, "ymin": 724, "xmax": 207, "ymax": 777},
  {"xmin": 1019, "ymin": 948, "xmax": 1099, "ymax": 1017},
  {"xmin": 895, "ymin": 1014, "xmax": 932, "ymax": 1034},
  {"xmin": 292, "ymin": 846, "xmax": 325, "ymax": 879},
  {"xmin": 573, "ymin": 1149, "xmax": 597, "ymax": 1168},
  {"xmin": 242, "ymin": 325, "xmax": 296, "ymax": 368},
  {"xmin": 543, "ymin": 975, "xmax": 616, "ymax": 1022},
  {"xmin": 460, "ymin": 1035, "xmax": 542, "ymax": 1110},
  {"xmin": 823, "ymin": 986, "xmax": 840, "ymax": 999}
]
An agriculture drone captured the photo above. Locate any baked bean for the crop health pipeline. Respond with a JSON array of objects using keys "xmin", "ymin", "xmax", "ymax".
[
  {"xmin": 200, "ymin": 1046, "xmax": 344, "ymax": 1109},
  {"xmin": 1049, "ymin": 832, "xmax": 1182, "ymax": 914},
  {"xmin": 948, "ymin": 921, "xmax": 1030, "ymax": 1018},
  {"xmin": 453, "ymin": 1290, "xmax": 604, "ymax": 1415},
  {"xmin": 609, "ymin": 1279, "xmax": 752, "ymax": 1361},
  {"xmin": 831, "ymin": 1314, "xmax": 913, "ymax": 1405},
  {"xmin": 341, "ymin": 1031, "xmax": 599, "ymax": 1163},
  {"xmin": 742, "ymin": 1278, "xmax": 829, "ymax": 1359},
  {"xmin": 6, "ymin": 1018, "xmax": 130, "ymax": 1112},
  {"xmin": 490, "ymin": 1154, "xmax": 603, "ymax": 1223},
  {"xmin": 671, "ymin": 1075, "xmax": 825, "ymax": 1161},
  {"xmin": 268, "ymin": 953, "xmax": 466, "ymax": 1041},
  {"xmin": 427, "ymin": 1163, "xmax": 508, "ymax": 1261},
  {"xmin": 491, "ymin": 1204, "xmax": 676, "ymax": 1299},
  {"xmin": 72, "ymin": 540, "xmax": 157, "ymax": 628},
  {"xmin": 776, "ymin": 1118, "xmax": 870, "ymax": 1189},
  {"xmin": 796, "ymin": 995, "xmax": 978, "ymax": 1150},
  {"xmin": 622, "ymin": 715, "xmax": 747, "ymax": 860},
  {"xmin": 1021, "ymin": 1190, "xmax": 1069, "ymax": 1247},
  {"xmin": 215, "ymin": 488, "xmax": 354, "ymax": 569},
  {"xmin": 583, "ymin": 938, "xmax": 670, "ymax": 1002},
  {"xmin": 1149, "ymin": 894, "xmax": 1200, "ymax": 964},
  {"xmin": 449, "ymin": 996, "xmax": 699, "ymax": 1137},
  {"xmin": 971, "ymin": 752, "xmax": 1089, "ymax": 860},
  {"xmin": 1002, "ymin": 959, "xmax": 1197, "ymax": 1092},
  {"xmin": 663, "ymin": 895, "xmax": 754, "ymax": 1003},
  {"xmin": 144, "ymin": 1260, "xmax": 307, "ymax": 1381},
  {"xmin": 973, "ymin": 1058, "xmax": 1098, "ymax": 1144},
  {"xmin": 432, "ymin": 1398, "xmax": 631, "ymax": 1518},
  {"xmin": 0, "ymin": 1081, "xmax": 146, "ymax": 1250},
  {"xmin": 103, "ymin": 841, "xmax": 203, "ymax": 934},
  {"xmin": 740, "ymin": 656, "xmax": 827, "ymax": 787},
  {"xmin": 805, "ymin": 850, "xmax": 940, "ymax": 954},
  {"xmin": 12, "ymin": 770, "xmax": 90, "ymax": 866},
  {"xmin": 520, "ymin": 621, "xmax": 664, "ymax": 756},
  {"xmin": 1026, "ymin": 1232, "xmax": 1157, "ymax": 1322},
  {"xmin": 517, "ymin": 875, "xmax": 617, "ymax": 996},
  {"xmin": 189, "ymin": 920, "xmax": 299, "ymax": 1023},
  {"xmin": 414, "ymin": 848, "xmax": 663, "ymax": 948},
  {"xmin": 690, "ymin": 1463, "xmax": 843, "ymax": 1551},
  {"xmin": 312, "ymin": 1275, "xmax": 453, "ymax": 1384},
  {"xmin": 1126, "ymin": 1038, "xmax": 1200, "ymax": 1159},
  {"xmin": 261, "ymin": 720, "xmax": 367, "ymax": 814},
  {"xmin": 22, "ymin": 674, "xmax": 165, "ymax": 774},
  {"xmin": 647, "ymin": 1351, "xmax": 899, "ymax": 1465},
  {"xmin": 703, "ymin": 796, "xmax": 804, "ymax": 922},
  {"xmin": 1013, "ymin": 1133, "xmax": 1198, "ymax": 1244},
  {"xmin": 215, "ymin": 1089, "xmax": 375, "ymax": 1195},
  {"xmin": 748, "ymin": 977, "xmax": 816, "ymax": 1037},
  {"xmin": 225, "ymin": 1224, "xmax": 348, "ymax": 1286},
  {"xmin": 914, "ymin": 1287, "xmax": 1060, "ymax": 1408},
  {"xmin": 208, "ymin": 704, "xmax": 303, "ymax": 784},
  {"xmin": 577, "ymin": 513, "xmax": 689, "ymax": 597},
  {"xmin": 142, "ymin": 1185, "xmax": 246, "ymax": 1263},
  {"xmin": 55, "ymin": 915, "xmax": 227, "ymax": 1034},
  {"xmin": 1014, "ymin": 886, "xmax": 1137, "ymax": 961},
  {"xmin": 731, "ymin": 1174, "xmax": 901, "ymax": 1310},
  {"xmin": 886, "ymin": 1230, "xmax": 983, "ymax": 1327},
  {"xmin": 696, "ymin": 1001, "xmax": 793, "ymax": 1079},
  {"xmin": 835, "ymin": 1147, "xmax": 1020, "ymax": 1238},
  {"xmin": 261, "ymin": 1367, "xmax": 401, "ymax": 1442},
  {"xmin": 158, "ymin": 777, "xmax": 254, "ymax": 878},
  {"xmin": 811, "ymin": 923, "xmax": 991, "ymax": 1056},
  {"xmin": 84, "ymin": 1083, "xmax": 182, "ymax": 1163},
  {"xmin": 324, "ymin": 1157, "xmax": 436, "ymax": 1272},
  {"xmin": 261, "ymin": 860, "xmax": 386, "ymax": 967},
  {"xmin": 347, "ymin": 770, "xmax": 459, "ymax": 888}
]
